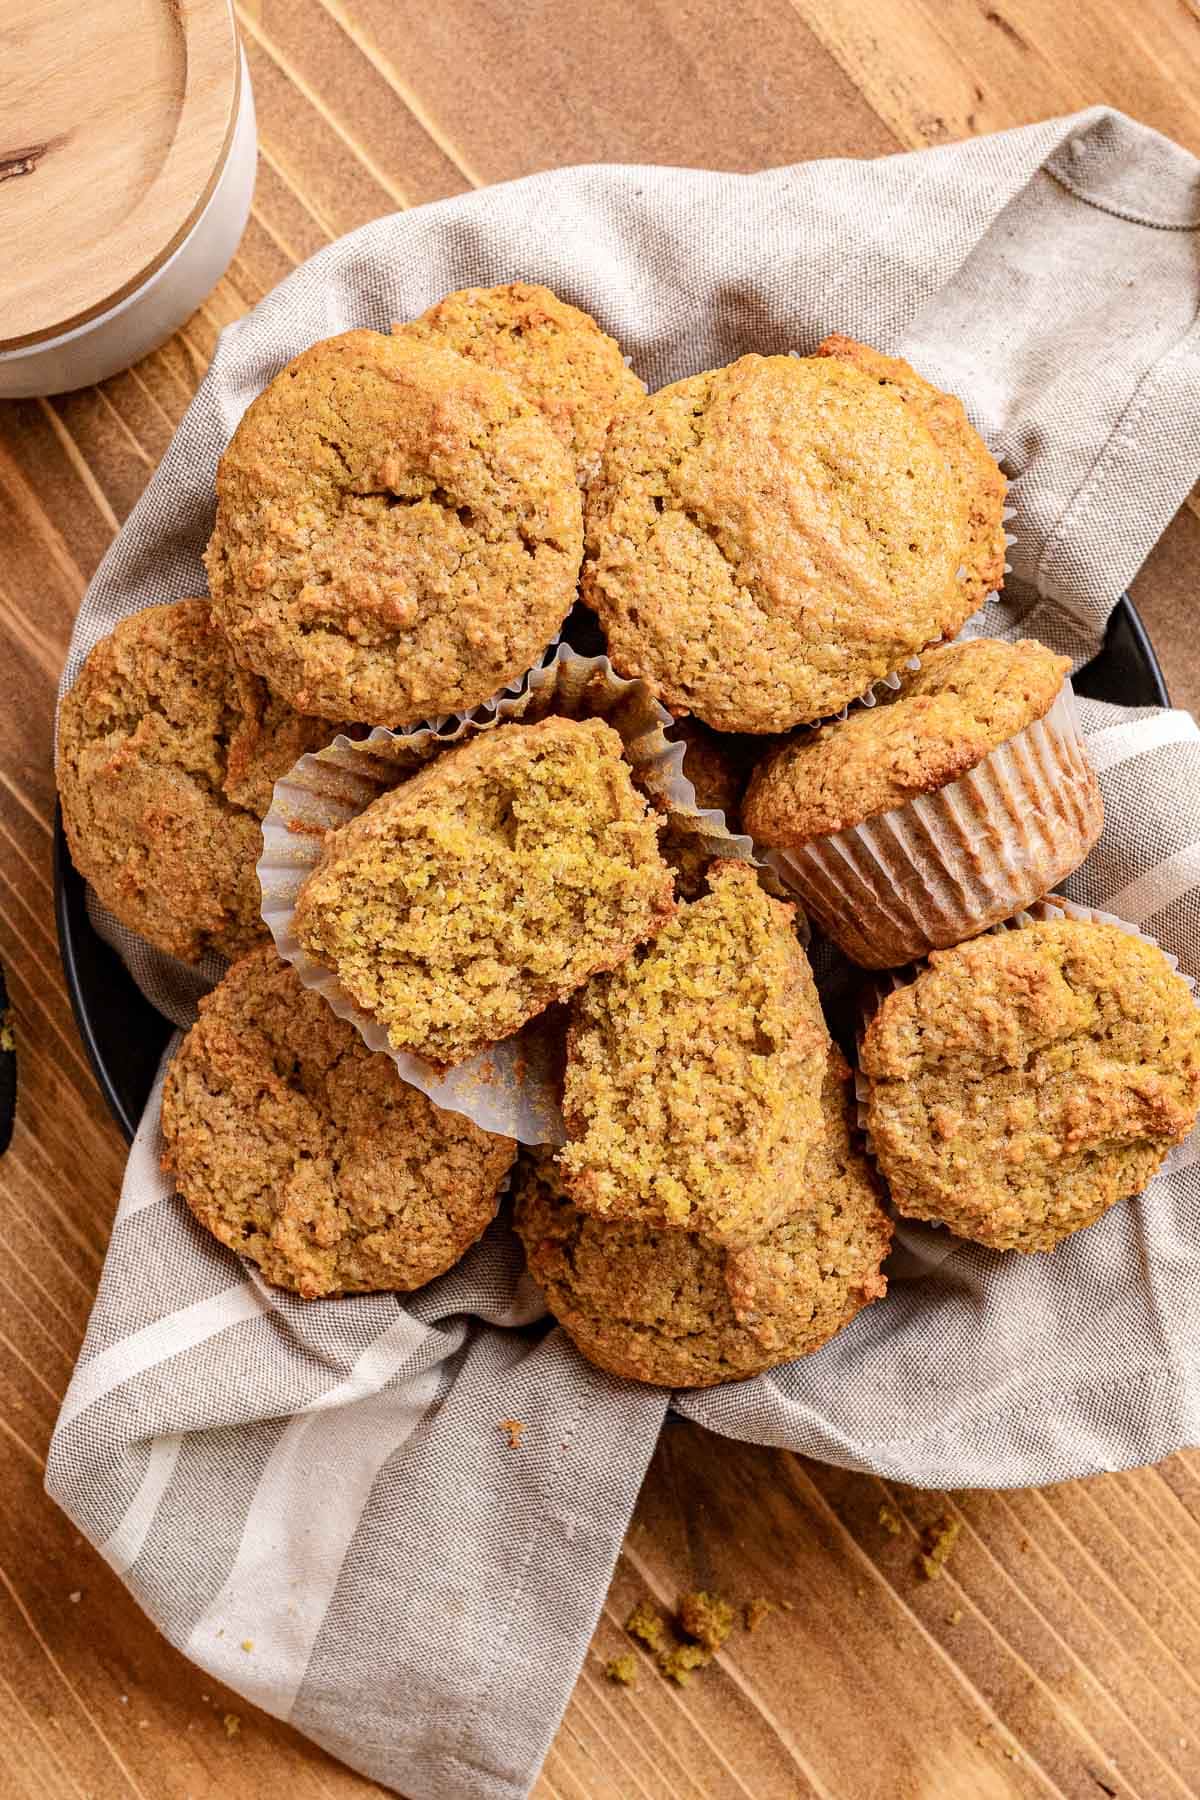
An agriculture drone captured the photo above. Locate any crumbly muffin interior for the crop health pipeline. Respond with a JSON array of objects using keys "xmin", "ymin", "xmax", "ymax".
[
  {"xmin": 862, "ymin": 919, "xmax": 1200, "ymax": 1251},
  {"xmin": 293, "ymin": 716, "xmax": 676, "ymax": 1068},
  {"xmin": 559, "ymin": 859, "xmax": 825, "ymax": 1243}
]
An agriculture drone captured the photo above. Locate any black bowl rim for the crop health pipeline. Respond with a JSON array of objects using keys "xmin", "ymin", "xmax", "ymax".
[{"xmin": 54, "ymin": 594, "xmax": 1170, "ymax": 1145}]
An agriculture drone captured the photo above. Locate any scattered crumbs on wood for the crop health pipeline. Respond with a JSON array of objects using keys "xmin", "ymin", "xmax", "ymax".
[
  {"xmin": 743, "ymin": 1596, "xmax": 774, "ymax": 1632},
  {"xmin": 626, "ymin": 1598, "xmax": 668, "ymax": 1656},
  {"xmin": 660, "ymin": 1642, "xmax": 708, "ymax": 1686},
  {"xmin": 499, "ymin": 1418, "xmax": 525, "ymax": 1450},
  {"xmin": 1004, "ymin": 1748, "xmax": 1018, "ymax": 1761},
  {"xmin": 878, "ymin": 1503, "xmax": 903, "ymax": 1537},
  {"xmin": 1019, "ymin": 1535, "xmax": 1030, "ymax": 1552},
  {"xmin": 918, "ymin": 1512, "xmax": 961, "ymax": 1580},
  {"xmin": 976, "ymin": 1733, "xmax": 988, "ymax": 1749},
  {"xmin": 780, "ymin": 1599, "xmax": 794, "ymax": 1611},
  {"xmin": 625, "ymin": 1589, "xmax": 740, "ymax": 1686},
  {"xmin": 855, "ymin": 1583, "xmax": 866, "ymax": 1599},
  {"xmin": 947, "ymin": 1607, "xmax": 963, "ymax": 1625},
  {"xmin": 605, "ymin": 1653, "xmax": 638, "ymax": 1686},
  {"xmin": 68, "ymin": 1590, "xmax": 81, "ymax": 1604},
  {"xmin": 240, "ymin": 1639, "xmax": 254, "ymax": 1653},
  {"xmin": 223, "ymin": 1713, "xmax": 241, "ymax": 1739}
]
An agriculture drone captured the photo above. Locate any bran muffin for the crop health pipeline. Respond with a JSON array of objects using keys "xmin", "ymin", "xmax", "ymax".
[
  {"xmin": 743, "ymin": 637, "xmax": 1103, "ymax": 968},
  {"xmin": 860, "ymin": 917, "xmax": 1200, "ymax": 1252},
  {"xmin": 516, "ymin": 1049, "xmax": 892, "ymax": 1387},
  {"xmin": 816, "ymin": 335, "xmax": 1007, "ymax": 610},
  {"xmin": 205, "ymin": 330, "xmax": 583, "ymax": 726},
  {"xmin": 559, "ymin": 859, "xmax": 826, "ymax": 1244},
  {"xmin": 395, "ymin": 282, "xmax": 645, "ymax": 487},
  {"xmin": 161, "ymin": 948, "xmax": 515, "ymax": 1298},
  {"xmin": 292, "ymin": 716, "xmax": 676, "ymax": 1069},
  {"xmin": 661, "ymin": 717, "xmax": 747, "ymax": 898},
  {"xmin": 582, "ymin": 352, "xmax": 973, "ymax": 733},
  {"xmin": 57, "ymin": 600, "xmax": 330, "ymax": 964}
]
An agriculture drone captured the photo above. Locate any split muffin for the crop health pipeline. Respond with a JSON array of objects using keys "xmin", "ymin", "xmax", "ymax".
[
  {"xmin": 583, "ymin": 348, "xmax": 999, "ymax": 732},
  {"xmin": 292, "ymin": 716, "xmax": 676, "ymax": 1068},
  {"xmin": 559, "ymin": 858, "xmax": 825, "ymax": 1244},
  {"xmin": 206, "ymin": 329, "xmax": 583, "ymax": 726},
  {"xmin": 516, "ymin": 1048, "xmax": 892, "ymax": 1387},
  {"xmin": 161, "ymin": 949, "xmax": 515, "ymax": 1297},
  {"xmin": 57, "ymin": 599, "xmax": 329, "ymax": 964},
  {"xmin": 395, "ymin": 282, "xmax": 645, "ymax": 487},
  {"xmin": 860, "ymin": 915, "xmax": 1200, "ymax": 1251},
  {"xmin": 743, "ymin": 637, "xmax": 1103, "ymax": 968}
]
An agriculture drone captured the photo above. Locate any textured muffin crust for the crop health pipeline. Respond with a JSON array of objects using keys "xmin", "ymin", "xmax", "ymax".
[
  {"xmin": 582, "ymin": 353, "xmax": 970, "ymax": 733},
  {"xmin": 162, "ymin": 950, "xmax": 514, "ymax": 1297},
  {"xmin": 516, "ymin": 1050, "xmax": 892, "ymax": 1387},
  {"xmin": 817, "ymin": 334, "xmax": 1008, "ymax": 609},
  {"xmin": 661, "ymin": 717, "xmax": 747, "ymax": 898},
  {"xmin": 861, "ymin": 919, "xmax": 1200, "ymax": 1252},
  {"xmin": 293, "ymin": 716, "xmax": 676, "ymax": 1068},
  {"xmin": 57, "ymin": 599, "xmax": 329, "ymax": 964},
  {"xmin": 395, "ymin": 282, "xmax": 645, "ymax": 487},
  {"xmin": 559, "ymin": 859, "xmax": 826, "ymax": 1244},
  {"xmin": 206, "ymin": 330, "xmax": 583, "ymax": 726},
  {"xmin": 743, "ymin": 637, "xmax": 1073, "ymax": 846}
]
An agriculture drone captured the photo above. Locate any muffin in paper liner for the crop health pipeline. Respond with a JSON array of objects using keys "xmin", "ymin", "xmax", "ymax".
[
  {"xmin": 257, "ymin": 641, "xmax": 758, "ymax": 1146},
  {"xmin": 763, "ymin": 669, "xmax": 1100, "ymax": 969},
  {"xmin": 852, "ymin": 896, "xmax": 1200, "ymax": 1272}
]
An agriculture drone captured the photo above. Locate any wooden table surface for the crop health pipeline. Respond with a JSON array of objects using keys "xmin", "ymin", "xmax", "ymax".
[{"xmin": 3, "ymin": 5, "xmax": 1200, "ymax": 1797}]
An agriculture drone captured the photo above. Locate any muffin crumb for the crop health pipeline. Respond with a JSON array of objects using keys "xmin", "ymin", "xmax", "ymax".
[
  {"xmin": 878, "ymin": 1504, "xmax": 904, "ymax": 1538},
  {"xmin": 743, "ymin": 1597, "xmax": 775, "ymax": 1633},
  {"xmin": 678, "ymin": 1590, "xmax": 734, "ymax": 1652},
  {"xmin": 498, "ymin": 1419, "xmax": 525, "ymax": 1450},
  {"xmin": 918, "ymin": 1513, "xmax": 962, "ymax": 1581},
  {"xmin": 604, "ymin": 1654, "xmax": 638, "ymax": 1686}
]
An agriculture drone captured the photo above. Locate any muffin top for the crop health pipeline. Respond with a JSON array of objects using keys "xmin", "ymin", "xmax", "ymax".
[
  {"xmin": 743, "ymin": 637, "xmax": 1071, "ymax": 847},
  {"xmin": 395, "ymin": 282, "xmax": 645, "ymax": 486},
  {"xmin": 161, "ymin": 948, "xmax": 515, "ymax": 1298},
  {"xmin": 57, "ymin": 599, "xmax": 329, "ymax": 964},
  {"xmin": 861, "ymin": 917, "xmax": 1200, "ymax": 1252},
  {"xmin": 817, "ymin": 335, "xmax": 1008, "ymax": 611},
  {"xmin": 559, "ymin": 858, "xmax": 826, "ymax": 1244},
  {"xmin": 517, "ymin": 1049, "xmax": 891, "ymax": 1387},
  {"xmin": 205, "ymin": 330, "xmax": 583, "ymax": 726},
  {"xmin": 582, "ymin": 352, "xmax": 971, "ymax": 733},
  {"xmin": 293, "ymin": 716, "xmax": 676, "ymax": 1070}
]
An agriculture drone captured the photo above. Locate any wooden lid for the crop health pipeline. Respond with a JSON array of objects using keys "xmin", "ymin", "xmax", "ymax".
[{"xmin": 0, "ymin": 0, "xmax": 241, "ymax": 351}]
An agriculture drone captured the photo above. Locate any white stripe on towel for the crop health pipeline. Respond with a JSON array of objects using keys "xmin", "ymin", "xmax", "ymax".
[
  {"xmin": 1103, "ymin": 842, "xmax": 1200, "ymax": 927},
  {"xmin": 1083, "ymin": 710, "xmax": 1200, "ymax": 775},
  {"xmin": 101, "ymin": 1434, "xmax": 184, "ymax": 1576}
]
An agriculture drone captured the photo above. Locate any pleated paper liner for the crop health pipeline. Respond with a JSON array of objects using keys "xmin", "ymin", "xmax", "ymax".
[
  {"xmin": 258, "ymin": 641, "xmax": 759, "ymax": 1146},
  {"xmin": 762, "ymin": 672, "xmax": 1101, "ymax": 969},
  {"xmin": 852, "ymin": 896, "xmax": 1199, "ymax": 1276}
]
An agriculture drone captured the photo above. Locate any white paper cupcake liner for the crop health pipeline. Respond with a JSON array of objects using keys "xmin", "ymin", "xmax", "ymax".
[
  {"xmin": 765, "ymin": 677, "xmax": 1101, "ymax": 969},
  {"xmin": 257, "ymin": 642, "xmax": 758, "ymax": 1146},
  {"xmin": 853, "ymin": 896, "xmax": 1199, "ymax": 1270}
]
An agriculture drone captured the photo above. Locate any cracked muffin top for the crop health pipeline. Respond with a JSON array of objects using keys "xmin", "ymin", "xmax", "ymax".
[
  {"xmin": 516, "ymin": 1048, "xmax": 891, "ymax": 1387},
  {"xmin": 743, "ymin": 636, "xmax": 1072, "ymax": 846},
  {"xmin": 161, "ymin": 948, "xmax": 514, "ymax": 1297},
  {"xmin": 816, "ymin": 334, "xmax": 1007, "ymax": 612},
  {"xmin": 57, "ymin": 599, "xmax": 329, "ymax": 964},
  {"xmin": 582, "ymin": 352, "xmax": 973, "ymax": 733},
  {"xmin": 293, "ymin": 715, "xmax": 676, "ymax": 1070},
  {"xmin": 559, "ymin": 858, "xmax": 826, "ymax": 1244},
  {"xmin": 205, "ymin": 330, "xmax": 583, "ymax": 727},
  {"xmin": 860, "ymin": 917, "xmax": 1200, "ymax": 1252},
  {"xmin": 395, "ymin": 282, "xmax": 645, "ymax": 487}
]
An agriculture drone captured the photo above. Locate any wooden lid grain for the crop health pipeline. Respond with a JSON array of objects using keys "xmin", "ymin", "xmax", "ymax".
[{"xmin": 0, "ymin": 0, "xmax": 241, "ymax": 350}]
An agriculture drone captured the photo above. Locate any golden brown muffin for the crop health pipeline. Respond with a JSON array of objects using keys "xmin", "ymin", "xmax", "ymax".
[
  {"xmin": 582, "ymin": 352, "xmax": 971, "ymax": 733},
  {"xmin": 817, "ymin": 334, "xmax": 1007, "ymax": 610},
  {"xmin": 57, "ymin": 600, "xmax": 330, "ymax": 964},
  {"xmin": 559, "ymin": 859, "xmax": 825, "ymax": 1244},
  {"xmin": 661, "ymin": 717, "xmax": 747, "ymax": 898},
  {"xmin": 516, "ymin": 1049, "xmax": 892, "ymax": 1387},
  {"xmin": 161, "ymin": 949, "xmax": 515, "ymax": 1298},
  {"xmin": 861, "ymin": 918, "xmax": 1200, "ymax": 1252},
  {"xmin": 395, "ymin": 282, "xmax": 645, "ymax": 486},
  {"xmin": 293, "ymin": 716, "xmax": 676, "ymax": 1069},
  {"xmin": 205, "ymin": 330, "xmax": 583, "ymax": 727},
  {"xmin": 743, "ymin": 637, "xmax": 1078, "ymax": 843}
]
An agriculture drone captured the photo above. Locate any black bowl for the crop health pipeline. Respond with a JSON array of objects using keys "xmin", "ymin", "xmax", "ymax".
[{"xmin": 55, "ymin": 596, "xmax": 1169, "ymax": 1144}]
